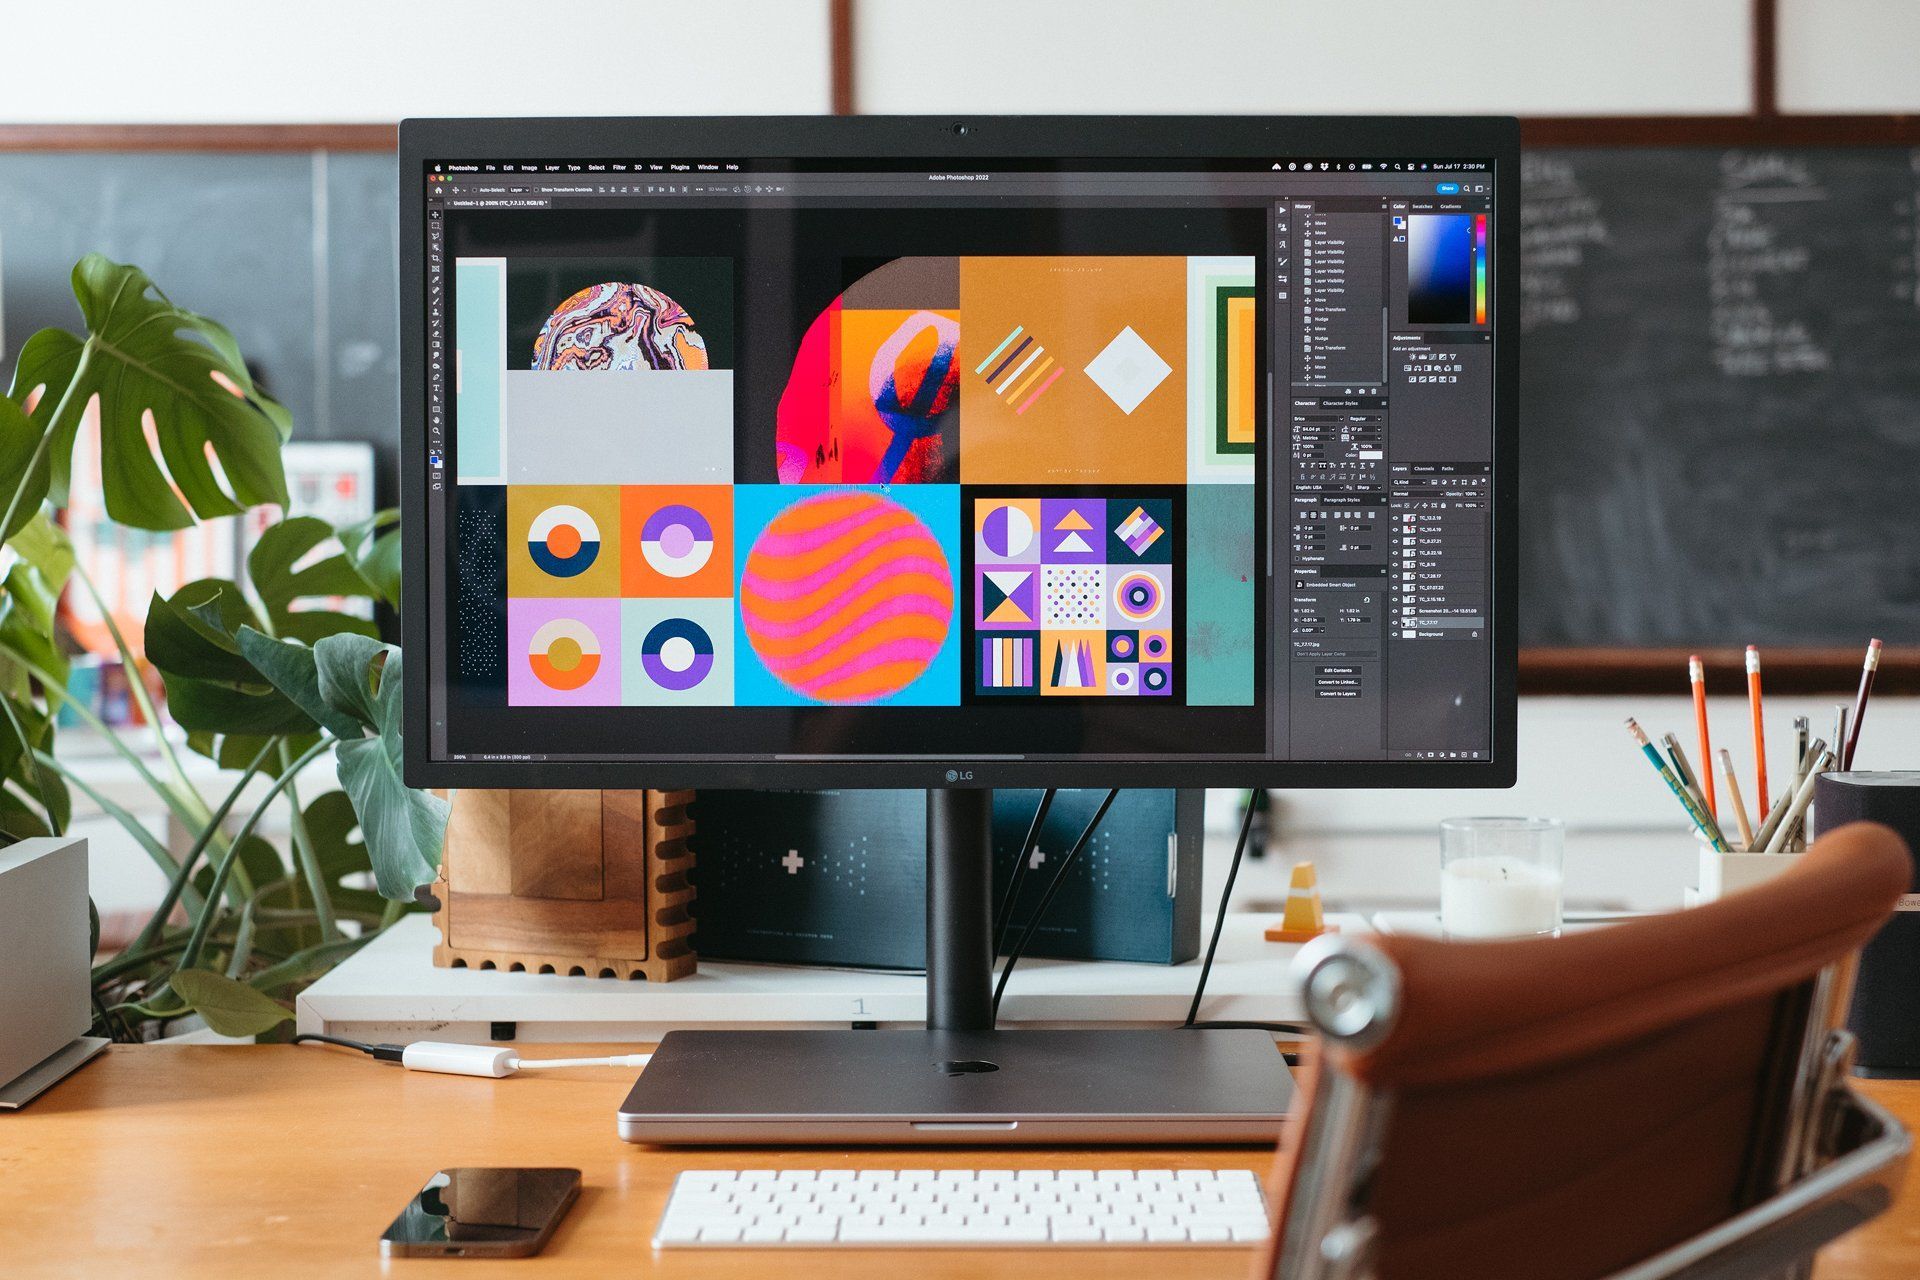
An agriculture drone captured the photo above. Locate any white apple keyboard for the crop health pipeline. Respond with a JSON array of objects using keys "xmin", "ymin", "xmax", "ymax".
[{"xmin": 651, "ymin": 1167, "xmax": 1271, "ymax": 1248}]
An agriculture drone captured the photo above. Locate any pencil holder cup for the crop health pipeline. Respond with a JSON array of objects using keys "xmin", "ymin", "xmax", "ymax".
[{"xmin": 1697, "ymin": 846, "xmax": 1803, "ymax": 902}]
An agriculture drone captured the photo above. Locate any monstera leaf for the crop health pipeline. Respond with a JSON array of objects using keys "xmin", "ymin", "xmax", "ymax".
[
  {"xmin": 0, "ymin": 394, "xmax": 49, "ymax": 542},
  {"xmin": 6, "ymin": 255, "xmax": 291, "ymax": 531},
  {"xmin": 244, "ymin": 516, "xmax": 380, "ymax": 644},
  {"xmin": 144, "ymin": 580, "xmax": 314, "ymax": 739},
  {"xmin": 336, "ymin": 511, "xmax": 401, "ymax": 610}
]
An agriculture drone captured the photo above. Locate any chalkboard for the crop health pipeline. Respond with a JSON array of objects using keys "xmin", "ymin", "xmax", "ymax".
[
  {"xmin": 0, "ymin": 150, "xmax": 399, "ymax": 506},
  {"xmin": 1520, "ymin": 146, "xmax": 1920, "ymax": 647}
]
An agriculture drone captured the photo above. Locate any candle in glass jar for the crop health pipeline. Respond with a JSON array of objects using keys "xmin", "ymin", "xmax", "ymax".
[{"xmin": 1440, "ymin": 854, "xmax": 1563, "ymax": 939}]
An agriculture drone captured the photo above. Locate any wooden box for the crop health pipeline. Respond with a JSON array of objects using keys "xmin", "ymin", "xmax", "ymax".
[{"xmin": 430, "ymin": 789, "xmax": 696, "ymax": 981}]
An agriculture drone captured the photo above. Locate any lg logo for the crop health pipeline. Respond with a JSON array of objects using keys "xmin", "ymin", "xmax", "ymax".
[{"xmin": 945, "ymin": 769, "xmax": 975, "ymax": 783}]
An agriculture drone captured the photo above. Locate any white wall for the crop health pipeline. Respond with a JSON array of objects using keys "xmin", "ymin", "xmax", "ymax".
[
  {"xmin": 0, "ymin": 1, "xmax": 834, "ymax": 122},
  {"xmin": 856, "ymin": 0, "xmax": 1755, "ymax": 115},
  {"xmin": 1779, "ymin": 0, "xmax": 1920, "ymax": 112}
]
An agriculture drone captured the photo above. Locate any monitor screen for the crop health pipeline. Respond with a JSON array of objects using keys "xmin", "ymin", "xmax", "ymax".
[{"xmin": 403, "ymin": 118, "xmax": 1516, "ymax": 790}]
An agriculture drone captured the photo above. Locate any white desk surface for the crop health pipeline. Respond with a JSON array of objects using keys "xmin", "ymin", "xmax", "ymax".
[{"xmin": 297, "ymin": 910, "xmax": 1368, "ymax": 1042}]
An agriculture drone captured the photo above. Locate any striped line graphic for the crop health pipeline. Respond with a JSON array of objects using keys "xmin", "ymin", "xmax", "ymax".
[
  {"xmin": 1015, "ymin": 366, "xmax": 1065, "ymax": 415},
  {"xmin": 973, "ymin": 325, "xmax": 1022, "ymax": 375}
]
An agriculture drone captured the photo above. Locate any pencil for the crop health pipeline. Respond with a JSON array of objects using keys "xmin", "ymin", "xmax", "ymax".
[
  {"xmin": 1843, "ymin": 638, "xmax": 1882, "ymax": 770},
  {"xmin": 1718, "ymin": 748, "xmax": 1755, "ymax": 850},
  {"xmin": 1764, "ymin": 747, "xmax": 1834, "ymax": 853},
  {"xmin": 1747, "ymin": 646, "xmax": 1768, "ymax": 813},
  {"xmin": 1662, "ymin": 733, "xmax": 1726, "ymax": 848},
  {"xmin": 1689, "ymin": 655, "xmax": 1717, "ymax": 817},
  {"xmin": 1627, "ymin": 717, "xmax": 1730, "ymax": 852}
]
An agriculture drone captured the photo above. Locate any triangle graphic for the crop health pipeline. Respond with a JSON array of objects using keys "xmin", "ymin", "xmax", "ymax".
[
  {"xmin": 1053, "ymin": 509, "xmax": 1093, "ymax": 531},
  {"xmin": 982, "ymin": 569, "xmax": 1034, "ymax": 624},
  {"xmin": 984, "ymin": 569, "xmax": 1031, "ymax": 595},
  {"xmin": 1052, "ymin": 530, "xmax": 1093, "ymax": 554},
  {"xmin": 985, "ymin": 598, "xmax": 1033, "ymax": 625}
]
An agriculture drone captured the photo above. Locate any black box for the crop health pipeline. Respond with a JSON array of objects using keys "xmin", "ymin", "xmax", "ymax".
[{"xmin": 690, "ymin": 789, "xmax": 1203, "ymax": 970}]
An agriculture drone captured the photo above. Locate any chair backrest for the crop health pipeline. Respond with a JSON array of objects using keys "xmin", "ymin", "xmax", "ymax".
[{"xmin": 1255, "ymin": 820, "xmax": 1911, "ymax": 1280}]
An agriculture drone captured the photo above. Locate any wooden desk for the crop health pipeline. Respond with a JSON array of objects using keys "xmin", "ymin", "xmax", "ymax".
[{"xmin": 3, "ymin": 1045, "xmax": 1914, "ymax": 1278}]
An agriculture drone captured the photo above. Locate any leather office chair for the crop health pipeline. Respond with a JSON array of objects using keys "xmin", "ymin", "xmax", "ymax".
[{"xmin": 1256, "ymin": 820, "xmax": 1913, "ymax": 1280}]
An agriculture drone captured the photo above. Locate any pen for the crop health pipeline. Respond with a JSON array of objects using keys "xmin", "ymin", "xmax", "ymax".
[
  {"xmin": 1843, "ymin": 638, "xmax": 1882, "ymax": 770},
  {"xmin": 1752, "ymin": 737, "xmax": 1825, "ymax": 852},
  {"xmin": 1747, "ymin": 646, "xmax": 1768, "ymax": 814},
  {"xmin": 1717, "ymin": 748, "xmax": 1755, "ymax": 850},
  {"xmin": 1627, "ymin": 717, "xmax": 1730, "ymax": 852},
  {"xmin": 1764, "ymin": 747, "xmax": 1834, "ymax": 853},
  {"xmin": 1689, "ymin": 655, "xmax": 1717, "ymax": 817},
  {"xmin": 1662, "ymin": 734, "xmax": 1727, "ymax": 848},
  {"xmin": 1794, "ymin": 716, "xmax": 1809, "ymax": 772}
]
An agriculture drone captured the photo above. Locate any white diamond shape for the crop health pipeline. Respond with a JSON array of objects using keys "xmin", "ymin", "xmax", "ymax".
[{"xmin": 1083, "ymin": 325, "xmax": 1172, "ymax": 415}]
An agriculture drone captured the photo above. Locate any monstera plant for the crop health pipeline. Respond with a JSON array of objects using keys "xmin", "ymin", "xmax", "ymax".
[{"xmin": 0, "ymin": 254, "xmax": 447, "ymax": 1042}]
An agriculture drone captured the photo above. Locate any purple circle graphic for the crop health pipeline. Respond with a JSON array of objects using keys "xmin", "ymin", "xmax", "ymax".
[{"xmin": 640, "ymin": 617, "xmax": 715, "ymax": 692}]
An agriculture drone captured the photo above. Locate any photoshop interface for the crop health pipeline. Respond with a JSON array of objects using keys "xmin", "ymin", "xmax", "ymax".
[{"xmin": 422, "ymin": 157, "xmax": 1493, "ymax": 763}]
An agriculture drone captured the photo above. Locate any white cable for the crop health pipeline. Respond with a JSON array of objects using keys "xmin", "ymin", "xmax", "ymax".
[{"xmin": 507, "ymin": 1053, "xmax": 652, "ymax": 1071}]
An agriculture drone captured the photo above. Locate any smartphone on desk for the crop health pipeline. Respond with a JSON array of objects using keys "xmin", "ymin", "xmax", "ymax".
[{"xmin": 380, "ymin": 1167, "xmax": 581, "ymax": 1258}]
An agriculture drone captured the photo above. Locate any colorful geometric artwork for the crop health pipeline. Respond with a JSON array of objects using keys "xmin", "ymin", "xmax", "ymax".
[
  {"xmin": 735, "ymin": 486, "xmax": 960, "ymax": 705},
  {"xmin": 973, "ymin": 325, "xmax": 1064, "ymax": 416},
  {"xmin": 976, "ymin": 634, "xmax": 1037, "ymax": 695},
  {"xmin": 1187, "ymin": 257, "xmax": 1258, "ymax": 483},
  {"xmin": 968, "ymin": 492, "xmax": 1180, "ymax": 702},
  {"xmin": 977, "ymin": 568, "xmax": 1038, "ymax": 628},
  {"xmin": 528, "ymin": 618, "xmax": 602, "ymax": 690},
  {"xmin": 621, "ymin": 598, "xmax": 734, "ymax": 706},
  {"xmin": 975, "ymin": 497, "xmax": 1039, "ymax": 564},
  {"xmin": 508, "ymin": 598, "xmax": 621, "ymax": 706},
  {"xmin": 532, "ymin": 282, "xmax": 710, "ymax": 371},
  {"xmin": 1041, "ymin": 631, "xmax": 1104, "ymax": 697},
  {"xmin": 1041, "ymin": 498, "xmax": 1104, "ymax": 563},
  {"xmin": 1042, "ymin": 565, "xmax": 1105, "ymax": 627},
  {"xmin": 777, "ymin": 264, "xmax": 961, "ymax": 486},
  {"xmin": 957, "ymin": 257, "xmax": 1187, "ymax": 484},
  {"xmin": 1110, "ymin": 568, "xmax": 1169, "ymax": 627},
  {"xmin": 507, "ymin": 486, "xmax": 621, "ymax": 598},
  {"xmin": 621, "ymin": 486, "xmax": 733, "ymax": 598},
  {"xmin": 525, "ymin": 504, "xmax": 601, "ymax": 578},
  {"xmin": 1113, "ymin": 504, "xmax": 1165, "ymax": 557},
  {"xmin": 1083, "ymin": 325, "xmax": 1173, "ymax": 415}
]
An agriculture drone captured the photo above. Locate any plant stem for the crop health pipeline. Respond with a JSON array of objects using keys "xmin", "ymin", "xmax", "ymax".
[
  {"xmin": 8, "ymin": 645, "xmax": 253, "ymax": 909},
  {"xmin": 92, "ymin": 936, "xmax": 190, "ymax": 984},
  {"xmin": 128, "ymin": 736, "xmax": 279, "ymax": 956},
  {"xmin": 33, "ymin": 748, "xmax": 197, "ymax": 911},
  {"xmin": 224, "ymin": 897, "xmax": 258, "ymax": 979},
  {"xmin": 276, "ymin": 739, "xmax": 337, "ymax": 941},
  {"xmin": 0, "ymin": 338, "xmax": 92, "ymax": 543},
  {"xmin": 68, "ymin": 553, "xmax": 194, "ymax": 799},
  {"xmin": 177, "ymin": 736, "xmax": 330, "ymax": 973}
]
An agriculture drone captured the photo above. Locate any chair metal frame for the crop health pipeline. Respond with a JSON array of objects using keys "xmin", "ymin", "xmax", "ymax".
[{"xmin": 1273, "ymin": 935, "xmax": 1911, "ymax": 1280}]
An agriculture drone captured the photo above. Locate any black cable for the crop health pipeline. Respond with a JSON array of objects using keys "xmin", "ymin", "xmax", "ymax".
[
  {"xmin": 989, "ymin": 789, "xmax": 1118, "ymax": 1025},
  {"xmin": 293, "ymin": 1032, "xmax": 404, "ymax": 1062},
  {"xmin": 991, "ymin": 789, "xmax": 1056, "ymax": 954},
  {"xmin": 1183, "ymin": 788, "xmax": 1262, "ymax": 1029}
]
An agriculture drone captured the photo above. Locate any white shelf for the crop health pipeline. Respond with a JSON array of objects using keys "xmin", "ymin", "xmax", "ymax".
[{"xmin": 296, "ymin": 912, "xmax": 1365, "ymax": 1043}]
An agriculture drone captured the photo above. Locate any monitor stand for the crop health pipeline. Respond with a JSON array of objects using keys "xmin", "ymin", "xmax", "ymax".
[{"xmin": 617, "ymin": 789, "xmax": 1294, "ymax": 1144}]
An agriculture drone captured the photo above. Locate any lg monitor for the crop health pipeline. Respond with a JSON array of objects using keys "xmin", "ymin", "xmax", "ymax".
[{"xmin": 401, "ymin": 115, "xmax": 1519, "ymax": 1142}]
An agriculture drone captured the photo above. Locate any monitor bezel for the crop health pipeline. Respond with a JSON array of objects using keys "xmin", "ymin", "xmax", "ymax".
[{"xmin": 399, "ymin": 114, "xmax": 1519, "ymax": 791}]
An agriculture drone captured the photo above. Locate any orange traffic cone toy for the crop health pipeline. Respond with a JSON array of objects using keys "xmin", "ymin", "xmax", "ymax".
[{"xmin": 1265, "ymin": 860, "xmax": 1335, "ymax": 944}]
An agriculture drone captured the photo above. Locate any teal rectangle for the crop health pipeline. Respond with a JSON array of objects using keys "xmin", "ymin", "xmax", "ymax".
[
  {"xmin": 455, "ymin": 260, "xmax": 503, "ymax": 480},
  {"xmin": 1185, "ymin": 485, "xmax": 1255, "ymax": 706}
]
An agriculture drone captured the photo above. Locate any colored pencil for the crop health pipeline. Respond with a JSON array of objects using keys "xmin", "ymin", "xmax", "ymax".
[
  {"xmin": 1689, "ymin": 655, "xmax": 1717, "ymax": 817},
  {"xmin": 1718, "ymin": 748, "xmax": 1755, "ymax": 850},
  {"xmin": 1843, "ymin": 638, "xmax": 1882, "ymax": 770},
  {"xmin": 1747, "ymin": 646, "xmax": 1768, "ymax": 814},
  {"xmin": 1626, "ymin": 718, "xmax": 1730, "ymax": 852},
  {"xmin": 1764, "ymin": 747, "xmax": 1834, "ymax": 854}
]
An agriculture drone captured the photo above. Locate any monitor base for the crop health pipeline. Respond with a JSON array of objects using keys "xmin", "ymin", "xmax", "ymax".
[{"xmin": 617, "ymin": 1027, "xmax": 1292, "ymax": 1145}]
